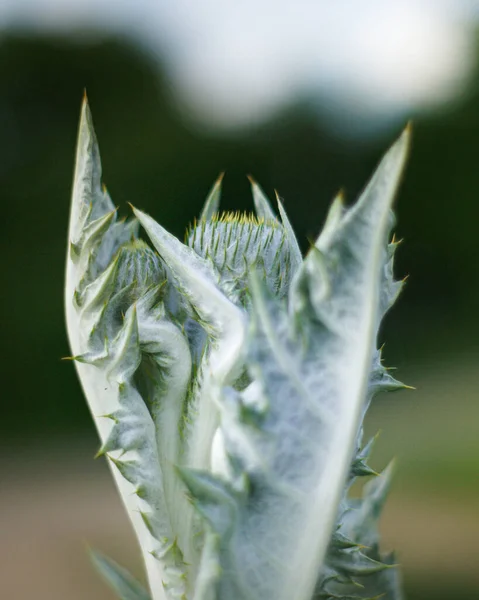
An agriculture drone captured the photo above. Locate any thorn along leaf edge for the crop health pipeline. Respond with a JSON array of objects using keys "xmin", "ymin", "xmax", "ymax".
[{"xmin": 65, "ymin": 96, "xmax": 410, "ymax": 600}]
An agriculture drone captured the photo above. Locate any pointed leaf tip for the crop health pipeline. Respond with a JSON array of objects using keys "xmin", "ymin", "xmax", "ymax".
[
  {"xmin": 94, "ymin": 447, "xmax": 106, "ymax": 460},
  {"xmin": 200, "ymin": 172, "xmax": 225, "ymax": 220},
  {"xmin": 90, "ymin": 550, "xmax": 151, "ymax": 600},
  {"xmin": 79, "ymin": 92, "xmax": 95, "ymax": 132},
  {"xmin": 249, "ymin": 177, "xmax": 277, "ymax": 221},
  {"xmin": 398, "ymin": 122, "xmax": 412, "ymax": 160},
  {"xmin": 275, "ymin": 190, "xmax": 302, "ymax": 272}
]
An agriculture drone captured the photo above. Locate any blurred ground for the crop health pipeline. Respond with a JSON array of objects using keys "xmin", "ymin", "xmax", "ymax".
[{"xmin": 1, "ymin": 355, "xmax": 478, "ymax": 600}]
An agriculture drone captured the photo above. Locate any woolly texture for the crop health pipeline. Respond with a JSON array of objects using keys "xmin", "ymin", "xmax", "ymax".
[{"xmin": 65, "ymin": 97, "xmax": 410, "ymax": 600}]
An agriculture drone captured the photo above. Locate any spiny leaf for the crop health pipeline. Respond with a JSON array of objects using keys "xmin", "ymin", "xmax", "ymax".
[
  {"xmin": 69, "ymin": 96, "xmax": 113, "ymax": 241},
  {"xmin": 67, "ymin": 98, "xmax": 410, "ymax": 600},
  {"xmin": 185, "ymin": 126, "xmax": 409, "ymax": 600},
  {"xmin": 133, "ymin": 207, "xmax": 245, "ymax": 366},
  {"xmin": 90, "ymin": 550, "xmax": 151, "ymax": 600}
]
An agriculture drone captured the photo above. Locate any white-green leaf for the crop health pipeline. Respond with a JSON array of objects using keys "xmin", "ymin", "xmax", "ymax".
[
  {"xmin": 66, "ymin": 97, "xmax": 410, "ymax": 600},
  {"xmin": 182, "ymin": 126, "xmax": 410, "ymax": 600},
  {"xmin": 66, "ymin": 98, "xmax": 191, "ymax": 600}
]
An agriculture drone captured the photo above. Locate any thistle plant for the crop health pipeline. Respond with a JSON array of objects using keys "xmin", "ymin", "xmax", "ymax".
[{"xmin": 65, "ymin": 97, "xmax": 410, "ymax": 600}]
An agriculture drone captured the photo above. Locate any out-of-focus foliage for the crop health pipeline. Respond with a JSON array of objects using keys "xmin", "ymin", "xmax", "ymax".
[{"xmin": 1, "ymin": 33, "xmax": 478, "ymax": 436}]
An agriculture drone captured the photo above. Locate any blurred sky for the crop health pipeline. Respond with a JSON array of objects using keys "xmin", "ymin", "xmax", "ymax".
[{"xmin": 1, "ymin": 0, "xmax": 479, "ymax": 136}]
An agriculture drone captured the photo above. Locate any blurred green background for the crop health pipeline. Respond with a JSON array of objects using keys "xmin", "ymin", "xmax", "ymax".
[{"xmin": 1, "ymin": 5, "xmax": 478, "ymax": 599}]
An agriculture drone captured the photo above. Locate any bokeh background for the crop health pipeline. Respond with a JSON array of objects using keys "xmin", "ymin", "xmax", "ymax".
[{"xmin": 1, "ymin": 2, "xmax": 478, "ymax": 599}]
